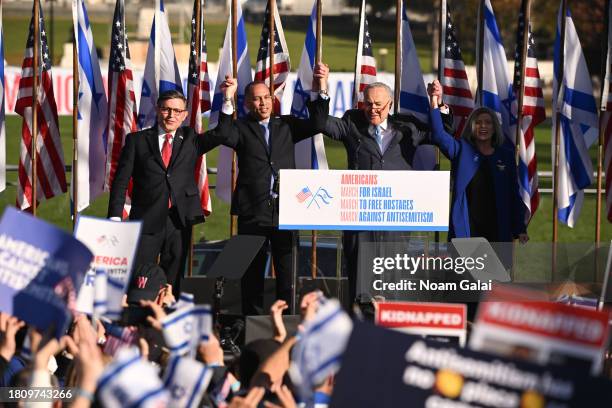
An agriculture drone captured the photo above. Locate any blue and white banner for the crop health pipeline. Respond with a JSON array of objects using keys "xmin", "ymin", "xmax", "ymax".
[
  {"xmin": 162, "ymin": 304, "xmax": 212, "ymax": 356},
  {"xmin": 477, "ymin": 0, "xmax": 517, "ymax": 144},
  {"xmin": 137, "ymin": 0, "xmax": 182, "ymax": 129},
  {"xmin": 292, "ymin": 1, "xmax": 328, "ymax": 171},
  {"xmin": 290, "ymin": 297, "xmax": 353, "ymax": 400},
  {"xmin": 97, "ymin": 347, "xmax": 169, "ymax": 408},
  {"xmin": 72, "ymin": 0, "xmax": 108, "ymax": 212},
  {"xmin": 210, "ymin": 2, "xmax": 252, "ymax": 203},
  {"xmin": 163, "ymin": 355, "xmax": 212, "ymax": 408},
  {"xmin": 74, "ymin": 215, "xmax": 141, "ymax": 318},
  {"xmin": 552, "ymin": 3, "xmax": 598, "ymax": 227},
  {"xmin": 399, "ymin": 4, "xmax": 436, "ymax": 170},
  {"xmin": 0, "ymin": 207, "xmax": 92, "ymax": 338}
]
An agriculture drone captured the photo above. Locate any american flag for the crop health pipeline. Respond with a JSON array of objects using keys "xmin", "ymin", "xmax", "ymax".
[
  {"xmin": 604, "ymin": 0, "xmax": 612, "ymax": 222},
  {"xmin": 254, "ymin": 0, "xmax": 290, "ymax": 113},
  {"xmin": 105, "ymin": 0, "xmax": 137, "ymax": 219},
  {"xmin": 296, "ymin": 187, "xmax": 312, "ymax": 203},
  {"xmin": 184, "ymin": 0, "xmax": 212, "ymax": 215},
  {"xmin": 15, "ymin": 5, "xmax": 67, "ymax": 210},
  {"xmin": 513, "ymin": 1, "xmax": 545, "ymax": 224},
  {"xmin": 353, "ymin": 0, "xmax": 376, "ymax": 109},
  {"xmin": 440, "ymin": 0, "xmax": 473, "ymax": 137}
]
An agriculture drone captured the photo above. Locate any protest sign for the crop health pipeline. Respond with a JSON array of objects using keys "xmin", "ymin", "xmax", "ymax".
[
  {"xmin": 279, "ymin": 170, "xmax": 450, "ymax": 231},
  {"xmin": 331, "ymin": 321, "xmax": 612, "ymax": 407},
  {"xmin": 74, "ymin": 215, "xmax": 141, "ymax": 317},
  {"xmin": 0, "ymin": 207, "xmax": 92, "ymax": 337},
  {"xmin": 470, "ymin": 286, "xmax": 611, "ymax": 375},
  {"xmin": 375, "ymin": 301, "xmax": 467, "ymax": 346}
]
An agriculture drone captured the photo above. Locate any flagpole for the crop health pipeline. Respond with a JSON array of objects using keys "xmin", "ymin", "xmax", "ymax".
[
  {"xmin": 514, "ymin": 0, "xmax": 530, "ymax": 154},
  {"xmin": 352, "ymin": 0, "xmax": 364, "ymax": 108},
  {"xmin": 72, "ymin": 1, "xmax": 79, "ymax": 230},
  {"xmin": 230, "ymin": 0, "xmax": 238, "ymax": 236},
  {"xmin": 31, "ymin": 0, "xmax": 40, "ymax": 217},
  {"xmin": 476, "ymin": 0, "xmax": 484, "ymax": 104},
  {"xmin": 513, "ymin": 0, "xmax": 531, "ymax": 282},
  {"xmin": 552, "ymin": 0, "xmax": 567, "ymax": 244},
  {"xmin": 268, "ymin": 0, "xmax": 275, "ymax": 111},
  {"xmin": 596, "ymin": 0, "xmax": 610, "ymax": 244},
  {"xmin": 188, "ymin": 0, "xmax": 203, "ymax": 278},
  {"xmin": 394, "ymin": 0, "xmax": 401, "ymax": 112},
  {"xmin": 552, "ymin": 0, "xmax": 567, "ymax": 282},
  {"xmin": 434, "ymin": 0, "xmax": 445, "ymax": 249},
  {"xmin": 311, "ymin": 0, "xmax": 323, "ymax": 279}
]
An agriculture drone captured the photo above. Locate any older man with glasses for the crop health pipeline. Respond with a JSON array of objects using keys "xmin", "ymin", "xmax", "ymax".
[
  {"xmin": 311, "ymin": 64, "xmax": 454, "ymax": 307},
  {"xmin": 108, "ymin": 90, "xmax": 227, "ymax": 295}
]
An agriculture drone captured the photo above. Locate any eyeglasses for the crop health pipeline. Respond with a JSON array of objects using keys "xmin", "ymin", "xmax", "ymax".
[
  {"xmin": 363, "ymin": 99, "xmax": 391, "ymax": 112},
  {"xmin": 158, "ymin": 107, "xmax": 186, "ymax": 115}
]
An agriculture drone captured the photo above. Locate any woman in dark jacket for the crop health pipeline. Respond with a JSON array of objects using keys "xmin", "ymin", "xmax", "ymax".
[{"xmin": 429, "ymin": 79, "xmax": 529, "ymax": 243}]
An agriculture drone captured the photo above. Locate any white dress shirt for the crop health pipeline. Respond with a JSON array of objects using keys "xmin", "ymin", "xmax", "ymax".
[{"xmin": 369, "ymin": 119, "xmax": 395, "ymax": 154}]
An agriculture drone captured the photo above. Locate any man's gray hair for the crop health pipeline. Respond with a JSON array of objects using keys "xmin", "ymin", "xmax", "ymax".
[{"xmin": 363, "ymin": 82, "xmax": 393, "ymax": 99}]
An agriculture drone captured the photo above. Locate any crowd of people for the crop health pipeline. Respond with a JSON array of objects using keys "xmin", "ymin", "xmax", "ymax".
[{"xmin": 0, "ymin": 287, "xmax": 336, "ymax": 408}]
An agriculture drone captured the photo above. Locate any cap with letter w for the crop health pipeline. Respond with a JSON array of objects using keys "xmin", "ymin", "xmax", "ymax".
[{"xmin": 126, "ymin": 263, "xmax": 167, "ymax": 304}]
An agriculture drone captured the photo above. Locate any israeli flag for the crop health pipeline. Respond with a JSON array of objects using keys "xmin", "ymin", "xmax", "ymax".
[
  {"xmin": 174, "ymin": 292, "xmax": 195, "ymax": 310},
  {"xmin": 398, "ymin": 4, "xmax": 436, "ymax": 170},
  {"xmin": 210, "ymin": 2, "xmax": 252, "ymax": 202},
  {"xmin": 162, "ymin": 304, "xmax": 212, "ymax": 356},
  {"xmin": 477, "ymin": 0, "xmax": 517, "ymax": 144},
  {"xmin": 72, "ymin": 0, "xmax": 108, "ymax": 211},
  {"xmin": 289, "ymin": 297, "xmax": 353, "ymax": 400},
  {"xmin": 552, "ymin": 4, "xmax": 598, "ymax": 227},
  {"xmin": 163, "ymin": 356, "xmax": 212, "ymax": 408},
  {"xmin": 97, "ymin": 347, "xmax": 169, "ymax": 408},
  {"xmin": 137, "ymin": 0, "xmax": 182, "ymax": 129},
  {"xmin": 292, "ymin": 1, "xmax": 328, "ymax": 171}
]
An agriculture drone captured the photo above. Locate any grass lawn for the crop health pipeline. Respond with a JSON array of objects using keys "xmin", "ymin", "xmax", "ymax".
[
  {"xmin": 0, "ymin": 13, "xmax": 407, "ymax": 73},
  {"xmin": 1, "ymin": 115, "xmax": 610, "ymax": 244},
  {"xmin": 0, "ymin": 12, "xmax": 606, "ymax": 243}
]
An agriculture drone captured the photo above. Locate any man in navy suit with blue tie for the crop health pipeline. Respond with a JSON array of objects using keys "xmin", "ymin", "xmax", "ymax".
[{"xmin": 216, "ymin": 74, "xmax": 329, "ymax": 315}]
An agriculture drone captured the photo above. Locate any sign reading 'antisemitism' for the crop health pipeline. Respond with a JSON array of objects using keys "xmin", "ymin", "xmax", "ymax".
[{"xmin": 279, "ymin": 170, "xmax": 450, "ymax": 231}]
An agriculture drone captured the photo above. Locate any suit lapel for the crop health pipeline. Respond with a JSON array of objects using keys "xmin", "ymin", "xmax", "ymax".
[
  {"xmin": 146, "ymin": 127, "xmax": 165, "ymax": 169},
  {"xmin": 169, "ymin": 127, "xmax": 185, "ymax": 168}
]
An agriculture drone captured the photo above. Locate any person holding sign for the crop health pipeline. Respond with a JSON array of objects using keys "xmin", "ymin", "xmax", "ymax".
[
  {"xmin": 108, "ymin": 90, "xmax": 226, "ymax": 295},
  {"xmin": 311, "ymin": 65, "xmax": 454, "ymax": 304},
  {"xmin": 215, "ymin": 73, "xmax": 329, "ymax": 315},
  {"xmin": 428, "ymin": 79, "xmax": 528, "ymax": 244}
]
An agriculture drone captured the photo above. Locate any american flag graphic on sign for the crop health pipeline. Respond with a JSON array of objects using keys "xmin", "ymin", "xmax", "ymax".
[{"xmin": 296, "ymin": 187, "xmax": 312, "ymax": 203}]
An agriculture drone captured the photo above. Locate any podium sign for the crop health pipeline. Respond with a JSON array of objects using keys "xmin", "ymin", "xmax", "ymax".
[{"xmin": 279, "ymin": 169, "xmax": 450, "ymax": 231}]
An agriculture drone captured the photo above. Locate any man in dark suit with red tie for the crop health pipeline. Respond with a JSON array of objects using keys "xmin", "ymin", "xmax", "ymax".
[{"xmin": 108, "ymin": 90, "xmax": 225, "ymax": 295}]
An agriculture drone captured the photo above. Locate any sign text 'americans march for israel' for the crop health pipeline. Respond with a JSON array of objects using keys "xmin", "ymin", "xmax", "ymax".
[
  {"xmin": 338, "ymin": 174, "xmax": 433, "ymax": 223},
  {"xmin": 279, "ymin": 170, "xmax": 450, "ymax": 231}
]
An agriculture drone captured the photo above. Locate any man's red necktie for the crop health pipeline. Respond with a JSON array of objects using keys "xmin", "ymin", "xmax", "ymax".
[
  {"xmin": 162, "ymin": 134, "xmax": 173, "ymax": 207},
  {"xmin": 161, "ymin": 133, "xmax": 173, "ymax": 168}
]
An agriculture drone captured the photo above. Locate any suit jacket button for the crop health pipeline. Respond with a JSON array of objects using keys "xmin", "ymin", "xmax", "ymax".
[
  {"xmin": 270, "ymin": 161, "xmax": 274, "ymax": 166},
  {"xmin": 167, "ymin": 173, "xmax": 171, "ymax": 178}
]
